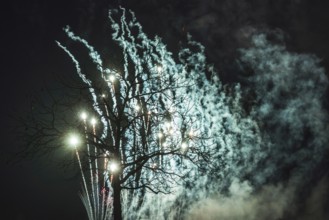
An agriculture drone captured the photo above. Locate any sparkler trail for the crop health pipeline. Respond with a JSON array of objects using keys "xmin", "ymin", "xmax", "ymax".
[
  {"xmin": 56, "ymin": 30, "xmax": 109, "ymax": 141},
  {"xmin": 82, "ymin": 114, "xmax": 97, "ymax": 220},
  {"xmin": 59, "ymin": 7, "xmax": 329, "ymax": 220},
  {"xmin": 72, "ymin": 117, "xmax": 113, "ymax": 220},
  {"xmin": 73, "ymin": 138, "xmax": 94, "ymax": 220},
  {"xmin": 91, "ymin": 119, "xmax": 100, "ymax": 219}
]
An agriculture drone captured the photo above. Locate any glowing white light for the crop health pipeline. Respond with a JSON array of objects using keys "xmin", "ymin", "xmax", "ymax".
[
  {"xmin": 152, "ymin": 163, "xmax": 157, "ymax": 169},
  {"xmin": 169, "ymin": 129, "xmax": 174, "ymax": 135},
  {"xmin": 101, "ymin": 94, "xmax": 106, "ymax": 98},
  {"xmin": 80, "ymin": 112, "xmax": 87, "ymax": 120},
  {"xmin": 90, "ymin": 118, "xmax": 97, "ymax": 126},
  {"xmin": 189, "ymin": 130, "xmax": 194, "ymax": 137},
  {"xmin": 156, "ymin": 65, "xmax": 163, "ymax": 73},
  {"xmin": 181, "ymin": 142, "xmax": 188, "ymax": 150},
  {"xmin": 135, "ymin": 105, "xmax": 141, "ymax": 112},
  {"xmin": 109, "ymin": 75, "xmax": 116, "ymax": 82},
  {"xmin": 158, "ymin": 132, "xmax": 163, "ymax": 139},
  {"xmin": 109, "ymin": 162, "xmax": 119, "ymax": 172},
  {"xmin": 68, "ymin": 134, "xmax": 80, "ymax": 147}
]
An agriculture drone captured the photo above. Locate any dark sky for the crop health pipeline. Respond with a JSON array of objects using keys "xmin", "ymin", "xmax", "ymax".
[{"xmin": 1, "ymin": 0, "xmax": 329, "ymax": 219}]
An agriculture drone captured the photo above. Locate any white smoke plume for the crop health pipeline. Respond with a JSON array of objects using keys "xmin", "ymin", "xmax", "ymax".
[
  {"xmin": 239, "ymin": 33, "xmax": 329, "ymax": 184},
  {"xmin": 186, "ymin": 178, "xmax": 296, "ymax": 220},
  {"xmin": 181, "ymin": 33, "xmax": 329, "ymax": 220}
]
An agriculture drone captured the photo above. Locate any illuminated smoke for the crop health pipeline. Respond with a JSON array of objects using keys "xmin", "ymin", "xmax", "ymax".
[
  {"xmin": 58, "ymin": 7, "xmax": 329, "ymax": 220},
  {"xmin": 239, "ymin": 34, "xmax": 329, "ymax": 184},
  {"xmin": 182, "ymin": 33, "xmax": 329, "ymax": 220}
]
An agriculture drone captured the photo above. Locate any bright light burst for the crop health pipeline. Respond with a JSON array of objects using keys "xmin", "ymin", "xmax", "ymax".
[
  {"xmin": 57, "ymin": 7, "xmax": 272, "ymax": 220},
  {"xmin": 68, "ymin": 134, "xmax": 80, "ymax": 147},
  {"xmin": 181, "ymin": 142, "xmax": 188, "ymax": 150},
  {"xmin": 158, "ymin": 132, "xmax": 163, "ymax": 139},
  {"xmin": 156, "ymin": 65, "xmax": 163, "ymax": 73},
  {"xmin": 90, "ymin": 118, "xmax": 97, "ymax": 126},
  {"xmin": 80, "ymin": 112, "xmax": 88, "ymax": 120},
  {"xmin": 188, "ymin": 130, "xmax": 195, "ymax": 138},
  {"xmin": 108, "ymin": 74, "xmax": 116, "ymax": 82},
  {"xmin": 109, "ymin": 162, "xmax": 119, "ymax": 172}
]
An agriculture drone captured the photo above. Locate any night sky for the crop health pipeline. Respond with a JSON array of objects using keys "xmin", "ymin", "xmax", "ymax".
[{"xmin": 1, "ymin": 0, "xmax": 329, "ymax": 219}]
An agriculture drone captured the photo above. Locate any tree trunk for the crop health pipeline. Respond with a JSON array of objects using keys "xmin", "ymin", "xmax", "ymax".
[{"xmin": 112, "ymin": 174, "xmax": 122, "ymax": 220}]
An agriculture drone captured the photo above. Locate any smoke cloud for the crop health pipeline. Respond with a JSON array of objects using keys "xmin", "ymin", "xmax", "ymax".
[
  {"xmin": 186, "ymin": 178, "xmax": 296, "ymax": 220},
  {"xmin": 239, "ymin": 33, "xmax": 329, "ymax": 184},
  {"xmin": 182, "ymin": 32, "xmax": 329, "ymax": 220}
]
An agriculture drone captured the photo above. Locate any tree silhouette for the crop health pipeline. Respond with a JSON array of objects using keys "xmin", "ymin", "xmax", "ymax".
[
  {"xmin": 54, "ymin": 8, "xmax": 218, "ymax": 220},
  {"xmin": 18, "ymin": 8, "xmax": 263, "ymax": 220}
]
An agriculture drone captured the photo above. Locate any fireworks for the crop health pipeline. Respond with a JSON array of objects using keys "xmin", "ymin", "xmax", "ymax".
[
  {"xmin": 59, "ymin": 7, "xmax": 263, "ymax": 220},
  {"xmin": 68, "ymin": 134, "xmax": 80, "ymax": 147},
  {"xmin": 80, "ymin": 112, "xmax": 88, "ymax": 121},
  {"xmin": 90, "ymin": 118, "xmax": 97, "ymax": 126},
  {"xmin": 108, "ymin": 74, "xmax": 116, "ymax": 82},
  {"xmin": 135, "ymin": 105, "xmax": 141, "ymax": 112},
  {"xmin": 109, "ymin": 162, "xmax": 119, "ymax": 173},
  {"xmin": 68, "ymin": 113, "xmax": 113, "ymax": 220},
  {"xmin": 181, "ymin": 142, "xmax": 188, "ymax": 150},
  {"xmin": 158, "ymin": 132, "xmax": 164, "ymax": 139}
]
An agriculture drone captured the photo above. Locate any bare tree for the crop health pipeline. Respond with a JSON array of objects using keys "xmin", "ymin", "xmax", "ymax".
[
  {"xmin": 52, "ymin": 8, "xmax": 215, "ymax": 220},
  {"xmin": 16, "ymin": 7, "xmax": 263, "ymax": 220}
]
